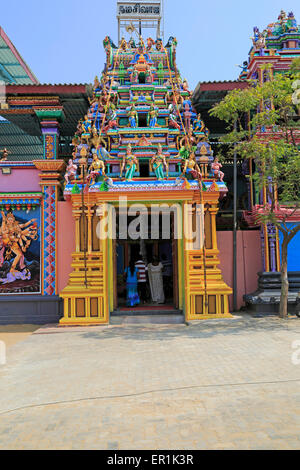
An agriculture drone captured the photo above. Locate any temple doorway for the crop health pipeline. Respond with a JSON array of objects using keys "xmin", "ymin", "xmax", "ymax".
[{"xmin": 113, "ymin": 209, "xmax": 179, "ymax": 310}]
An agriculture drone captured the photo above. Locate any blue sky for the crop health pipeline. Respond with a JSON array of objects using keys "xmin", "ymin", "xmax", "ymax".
[{"xmin": 1, "ymin": 0, "xmax": 300, "ymax": 88}]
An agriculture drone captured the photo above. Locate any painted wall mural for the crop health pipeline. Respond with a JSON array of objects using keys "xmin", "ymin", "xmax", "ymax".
[{"xmin": 0, "ymin": 199, "xmax": 41, "ymax": 294}]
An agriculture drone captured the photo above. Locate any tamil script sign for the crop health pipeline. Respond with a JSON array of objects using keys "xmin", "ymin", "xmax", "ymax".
[{"xmin": 117, "ymin": 2, "xmax": 161, "ymax": 17}]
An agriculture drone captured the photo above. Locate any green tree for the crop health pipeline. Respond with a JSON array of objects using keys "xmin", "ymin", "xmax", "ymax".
[{"xmin": 210, "ymin": 62, "xmax": 300, "ymax": 318}]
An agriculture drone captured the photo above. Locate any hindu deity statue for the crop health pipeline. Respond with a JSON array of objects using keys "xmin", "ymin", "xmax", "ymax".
[
  {"xmin": 81, "ymin": 115, "xmax": 92, "ymax": 136},
  {"xmin": 145, "ymin": 65, "xmax": 154, "ymax": 84},
  {"xmin": 89, "ymin": 126, "xmax": 100, "ymax": 149},
  {"xmin": 150, "ymin": 144, "xmax": 168, "ymax": 181},
  {"xmin": 147, "ymin": 105, "xmax": 159, "ymax": 128},
  {"xmin": 287, "ymin": 12, "xmax": 298, "ymax": 31},
  {"xmin": 128, "ymin": 104, "xmax": 138, "ymax": 128},
  {"xmin": 65, "ymin": 159, "xmax": 78, "ymax": 185},
  {"xmin": 87, "ymin": 152, "xmax": 106, "ymax": 186},
  {"xmin": 193, "ymin": 113, "xmax": 205, "ymax": 132},
  {"xmin": 93, "ymin": 76, "xmax": 100, "ymax": 90},
  {"xmin": 0, "ymin": 148, "xmax": 10, "ymax": 161},
  {"xmin": 121, "ymin": 144, "xmax": 138, "ymax": 181},
  {"xmin": 128, "ymin": 38, "xmax": 136, "ymax": 49},
  {"xmin": 182, "ymin": 79, "xmax": 192, "ymax": 96},
  {"xmin": 130, "ymin": 69, "xmax": 139, "ymax": 84},
  {"xmin": 211, "ymin": 158, "xmax": 224, "ymax": 182},
  {"xmin": 147, "ymin": 37, "xmax": 155, "ymax": 51},
  {"xmin": 120, "ymin": 37, "xmax": 128, "ymax": 51},
  {"xmin": 168, "ymin": 104, "xmax": 180, "ymax": 130},
  {"xmin": 103, "ymin": 105, "xmax": 118, "ymax": 133},
  {"xmin": 156, "ymin": 38, "xmax": 163, "ymax": 52},
  {"xmin": 182, "ymin": 153, "xmax": 201, "ymax": 180}
]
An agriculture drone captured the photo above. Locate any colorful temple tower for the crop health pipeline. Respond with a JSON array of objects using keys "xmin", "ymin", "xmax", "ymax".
[
  {"xmin": 59, "ymin": 33, "xmax": 232, "ymax": 324},
  {"xmin": 240, "ymin": 11, "xmax": 300, "ymax": 311}
]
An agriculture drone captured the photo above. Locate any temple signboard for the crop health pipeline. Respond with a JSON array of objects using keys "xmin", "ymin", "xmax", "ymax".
[{"xmin": 117, "ymin": 2, "xmax": 161, "ymax": 17}]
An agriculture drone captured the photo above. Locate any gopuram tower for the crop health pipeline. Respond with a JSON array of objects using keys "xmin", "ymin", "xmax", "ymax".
[{"xmin": 60, "ymin": 1, "xmax": 232, "ymax": 324}]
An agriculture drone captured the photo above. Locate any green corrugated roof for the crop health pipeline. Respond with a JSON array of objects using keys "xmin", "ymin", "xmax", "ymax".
[
  {"xmin": 0, "ymin": 120, "xmax": 42, "ymax": 160},
  {"xmin": 0, "ymin": 27, "xmax": 38, "ymax": 84}
]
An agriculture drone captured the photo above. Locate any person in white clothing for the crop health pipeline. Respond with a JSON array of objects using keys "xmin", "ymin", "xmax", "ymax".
[{"xmin": 147, "ymin": 257, "xmax": 165, "ymax": 304}]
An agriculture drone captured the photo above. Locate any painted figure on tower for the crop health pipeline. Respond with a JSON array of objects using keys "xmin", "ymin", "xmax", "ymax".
[
  {"xmin": 182, "ymin": 153, "xmax": 201, "ymax": 180},
  {"xmin": 128, "ymin": 104, "xmax": 138, "ymax": 128},
  {"xmin": 211, "ymin": 158, "xmax": 225, "ymax": 183},
  {"xmin": 151, "ymin": 144, "xmax": 169, "ymax": 181},
  {"xmin": 121, "ymin": 144, "xmax": 138, "ymax": 181},
  {"xmin": 148, "ymin": 104, "xmax": 159, "ymax": 128},
  {"xmin": 87, "ymin": 152, "xmax": 106, "ymax": 186}
]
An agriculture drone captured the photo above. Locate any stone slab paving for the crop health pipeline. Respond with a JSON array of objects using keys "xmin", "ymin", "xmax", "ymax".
[{"xmin": 0, "ymin": 314, "xmax": 300, "ymax": 450}]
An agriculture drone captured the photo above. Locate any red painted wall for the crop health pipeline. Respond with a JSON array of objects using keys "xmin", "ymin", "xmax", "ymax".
[
  {"xmin": 217, "ymin": 231, "xmax": 262, "ymax": 311},
  {"xmin": 57, "ymin": 201, "xmax": 75, "ymax": 293}
]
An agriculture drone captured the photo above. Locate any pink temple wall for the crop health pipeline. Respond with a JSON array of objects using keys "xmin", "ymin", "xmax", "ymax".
[
  {"xmin": 217, "ymin": 231, "xmax": 262, "ymax": 311},
  {"xmin": 0, "ymin": 167, "xmax": 40, "ymax": 192},
  {"xmin": 57, "ymin": 201, "xmax": 75, "ymax": 293}
]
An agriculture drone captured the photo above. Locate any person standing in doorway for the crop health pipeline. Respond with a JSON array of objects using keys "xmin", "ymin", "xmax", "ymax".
[
  {"xmin": 147, "ymin": 257, "xmax": 165, "ymax": 304},
  {"xmin": 135, "ymin": 255, "xmax": 147, "ymax": 304},
  {"xmin": 124, "ymin": 260, "xmax": 140, "ymax": 308}
]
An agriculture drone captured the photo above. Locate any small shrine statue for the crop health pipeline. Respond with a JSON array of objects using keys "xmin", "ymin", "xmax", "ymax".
[
  {"xmin": 81, "ymin": 115, "xmax": 92, "ymax": 135},
  {"xmin": 287, "ymin": 11, "xmax": 298, "ymax": 31},
  {"xmin": 120, "ymin": 37, "xmax": 128, "ymax": 51},
  {"xmin": 93, "ymin": 76, "xmax": 100, "ymax": 90},
  {"xmin": 87, "ymin": 152, "xmax": 106, "ymax": 186},
  {"xmin": 182, "ymin": 79, "xmax": 192, "ymax": 95},
  {"xmin": 151, "ymin": 144, "xmax": 168, "ymax": 181},
  {"xmin": 103, "ymin": 105, "xmax": 118, "ymax": 132},
  {"xmin": 128, "ymin": 104, "xmax": 138, "ymax": 128},
  {"xmin": 182, "ymin": 153, "xmax": 201, "ymax": 180},
  {"xmin": 211, "ymin": 157, "xmax": 224, "ymax": 182},
  {"xmin": 65, "ymin": 159, "xmax": 78, "ymax": 185},
  {"xmin": 128, "ymin": 38, "xmax": 136, "ymax": 49},
  {"xmin": 145, "ymin": 65, "xmax": 153, "ymax": 84},
  {"xmin": 193, "ymin": 113, "xmax": 205, "ymax": 132},
  {"xmin": 0, "ymin": 148, "xmax": 10, "ymax": 162},
  {"xmin": 100, "ymin": 73, "xmax": 110, "ymax": 93},
  {"xmin": 78, "ymin": 146, "xmax": 89, "ymax": 178},
  {"xmin": 168, "ymin": 104, "xmax": 180, "ymax": 130},
  {"xmin": 148, "ymin": 105, "xmax": 159, "ymax": 128},
  {"xmin": 147, "ymin": 38, "xmax": 155, "ymax": 51},
  {"xmin": 89, "ymin": 126, "xmax": 101, "ymax": 148},
  {"xmin": 121, "ymin": 144, "xmax": 138, "ymax": 181},
  {"xmin": 156, "ymin": 38, "xmax": 163, "ymax": 52},
  {"xmin": 130, "ymin": 69, "xmax": 139, "ymax": 84}
]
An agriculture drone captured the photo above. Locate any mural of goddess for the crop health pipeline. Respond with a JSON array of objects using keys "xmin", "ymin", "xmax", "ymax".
[{"xmin": 0, "ymin": 211, "xmax": 39, "ymax": 285}]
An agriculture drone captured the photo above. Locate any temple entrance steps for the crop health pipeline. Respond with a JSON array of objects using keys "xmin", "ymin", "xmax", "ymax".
[{"xmin": 111, "ymin": 307, "xmax": 185, "ymax": 325}]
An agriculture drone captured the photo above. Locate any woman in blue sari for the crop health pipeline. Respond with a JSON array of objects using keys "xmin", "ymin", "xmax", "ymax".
[{"xmin": 124, "ymin": 260, "xmax": 140, "ymax": 307}]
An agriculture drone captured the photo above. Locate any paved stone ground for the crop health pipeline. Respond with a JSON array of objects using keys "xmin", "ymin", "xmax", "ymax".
[
  {"xmin": 0, "ymin": 314, "xmax": 300, "ymax": 450},
  {"xmin": 0, "ymin": 325, "xmax": 40, "ymax": 348}
]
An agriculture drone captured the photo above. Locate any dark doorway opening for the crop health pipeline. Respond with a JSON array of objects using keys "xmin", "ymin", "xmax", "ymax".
[
  {"xmin": 114, "ymin": 210, "xmax": 178, "ymax": 309},
  {"xmin": 138, "ymin": 73, "xmax": 146, "ymax": 84},
  {"xmin": 139, "ymin": 161, "xmax": 150, "ymax": 177},
  {"xmin": 139, "ymin": 114, "xmax": 147, "ymax": 128}
]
